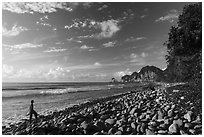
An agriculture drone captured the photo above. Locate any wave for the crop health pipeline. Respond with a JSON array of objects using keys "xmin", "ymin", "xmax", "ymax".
[{"xmin": 2, "ymin": 86, "xmax": 113, "ymax": 99}]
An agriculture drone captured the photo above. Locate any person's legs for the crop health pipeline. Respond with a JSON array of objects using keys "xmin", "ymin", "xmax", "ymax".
[
  {"xmin": 29, "ymin": 112, "xmax": 33, "ymax": 123},
  {"xmin": 33, "ymin": 110, "xmax": 38, "ymax": 119}
]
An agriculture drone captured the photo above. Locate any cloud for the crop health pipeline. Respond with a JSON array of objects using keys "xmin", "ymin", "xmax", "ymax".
[
  {"xmin": 155, "ymin": 9, "xmax": 179, "ymax": 23},
  {"xmin": 102, "ymin": 41, "xmax": 116, "ymax": 48},
  {"xmin": 121, "ymin": 9, "xmax": 135, "ymax": 20},
  {"xmin": 2, "ymin": 64, "xmax": 71, "ymax": 81},
  {"xmin": 2, "ymin": 64, "xmax": 33, "ymax": 79},
  {"xmin": 125, "ymin": 36, "xmax": 146, "ymax": 42},
  {"xmin": 82, "ymin": 2, "xmax": 93, "ymax": 9},
  {"xmin": 36, "ymin": 15, "xmax": 52, "ymax": 27},
  {"xmin": 129, "ymin": 52, "xmax": 148, "ymax": 65},
  {"xmin": 2, "ymin": 2, "xmax": 72, "ymax": 14},
  {"xmin": 67, "ymin": 38, "xmax": 82, "ymax": 43},
  {"xmin": 130, "ymin": 53, "xmax": 138, "ymax": 59},
  {"xmin": 2, "ymin": 64, "xmax": 14, "ymax": 77},
  {"xmin": 140, "ymin": 15, "xmax": 147, "ymax": 19},
  {"xmin": 43, "ymin": 47, "xmax": 67, "ymax": 53},
  {"xmin": 46, "ymin": 67, "xmax": 70, "ymax": 79},
  {"xmin": 65, "ymin": 19, "xmax": 121, "ymax": 39},
  {"xmin": 78, "ymin": 35, "xmax": 94, "ymax": 39},
  {"xmin": 98, "ymin": 4, "xmax": 108, "ymax": 11},
  {"xmin": 80, "ymin": 45, "xmax": 94, "ymax": 50},
  {"xmin": 95, "ymin": 19, "xmax": 121, "ymax": 39},
  {"xmin": 65, "ymin": 18, "xmax": 96, "ymax": 30},
  {"xmin": 3, "ymin": 43, "xmax": 43, "ymax": 51},
  {"xmin": 94, "ymin": 62, "xmax": 101, "ymax": 66},
  {"xmin": 141, "ymin": 52, "xmax": 148, "ymax": 58},
  {"xmin": 3, "ymin": 24, "xmax": 28, "ymax": 37},
  {"xmin": 114, "ymin": 68, "xmax": 132, "ymax": 78}
]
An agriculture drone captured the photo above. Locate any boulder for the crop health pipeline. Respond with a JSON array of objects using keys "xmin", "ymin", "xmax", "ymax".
[
  {"xmin": 158, "ymin": 111, "xmax": 164, "ymax": 120},
  {"xmin": 115, "ymin": 130, "xmax": 122, "ymax": 135},
  {"xmin": 173, "ymin": 119, "xmax": 183, "ymax": 127},
  {"xmin": 129, "ymin": 108, "xmax": 137, "ymax": 115},
  {"xmin": 168, "ymin": 123, "xmax": 179, "ymax": 133},
  {"xmin": 146, "ymin": 129, "xmax": 156, "ymax": 135},
  {"xmin": 105, "ymin": 119, "xmax": 116, "ymax": 125},
  {"xmin": 184, "ymin": 111, "xmax": 193, "ymax": 122}
]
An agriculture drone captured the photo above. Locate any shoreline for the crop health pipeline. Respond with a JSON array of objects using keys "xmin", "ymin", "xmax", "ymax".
[
  {"xmin": 2, "ymin": 82, "xmax": 202, "ymax": 135},
  {"xmin": 2, "ymin": 82, "xmax": 146, "ymax": 126},
  {"xmin": 3, "ymin": 85, "xmax": 144, "ymax": 126}
]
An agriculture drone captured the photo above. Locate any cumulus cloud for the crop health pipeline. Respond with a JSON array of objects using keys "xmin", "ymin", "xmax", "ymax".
[
  {"xmin": 125, "ymin": 36, "xmax": 146, "ymax": 42},
  {"xmin": 43, "ymin": 47, "xmax": 67, "ymax": 53},
  {"xmin": 155, "ymin": 9, "xmax": 179, "ymax": 23},
  {"xmin": 2, "ymin": 64, "xmax": 14, "ymax": 77},
  {"xmin": 67, "ymin": 37, "xmax": 82, "ymax": 43},
  {"xmin": 121, "ymin": 9, "xmax": 136, "ymax": 21},
  {"xmin": 65, "ymin": 18, "xmax": 96, "ymax": 30},
  {"xmin": 94, "ymin": 62, "xmax": 101, "ymax": 66},
  {"xmin": 130, "ymin": 53, "xmax": 138, "ymax": 59},
  {"xmin": 2, "ymin": 2, "xmax": 72, "ymax": 14},
  {"xmin": 80, "ymin": 45, "xmax": 94, "ymax": 51},
  {"xmin": 2, "ymin": 64, "xmax": 71, "ymax": 81},
  {"xmin": 114, "ymin": 68, "xmax": 132, "ymax": 78},
  {"xmin": 129, "ymin": 52, "xmax": 148, "ymax": 65},
  {"xmin": 102, "ymin": 41, "xmax": 116, "ymax": 48},
  {"xmin": 46, "ymin": 67, "xmax": 70, "ymax": 79},
  {"xmin": 3, "ymin": 24, "xmax": 28, "ymax": 37},
  {"xmin": 36, "ymin": 15, "xmax": 52, "ymax": 27},
  {"xmin": 95, "ymin": 19, "xmax": 121, "ymax": 39},
  {"xmin": 65, "ymin": 19, "xmax": 121, "ymax": 39},
  {"xmin": 3, "ymin": 43, "xmax": 43, "ymax": 51},
  {"xmin": 141, "ymin": 52, "xmax": 148, "ymax": 58},
  {"xmin": 2, "ymin": 64, "xmax": 33, "ymax": 79}
]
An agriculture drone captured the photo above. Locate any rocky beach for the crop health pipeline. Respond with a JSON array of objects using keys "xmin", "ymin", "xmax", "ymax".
[{"xmin": 2, "ymin": 83, "xmax": 202, "ymax": 135}]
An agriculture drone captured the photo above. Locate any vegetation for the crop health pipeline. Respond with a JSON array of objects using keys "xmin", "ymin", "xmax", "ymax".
[{"xmin": 164, "ymin": 3, "xmax": 202, "ymax": 84}]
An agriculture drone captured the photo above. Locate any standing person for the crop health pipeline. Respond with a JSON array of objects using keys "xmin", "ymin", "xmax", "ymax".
[{"xmin": 29, "ymin": 100, "xmax": 38, "ymax": 123}]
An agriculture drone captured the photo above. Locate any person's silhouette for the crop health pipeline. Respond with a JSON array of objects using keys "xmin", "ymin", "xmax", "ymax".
[{"xmin": 29, "ymin": 100, "xmax": 38, "ymax": 123}]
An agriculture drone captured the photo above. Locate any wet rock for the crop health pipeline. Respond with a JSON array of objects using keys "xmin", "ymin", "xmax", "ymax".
[
  {"xmin": 108, "ymin": 127, "xmax": 117, "ymax": 135},
  {"xmin": 158, "ymin": 110, "xmax": 164, "ymax": 120},
  {"xmin": 159, "ymin": 123, "xmax": 168, "ymax": 129},
  {"xmin": 180, "ymin": 130, "xmax": 188, "ymax": 135},
  {"xmin": 115, "ymin": 130, "xmax": 122, "ymax": 135},
  {"xmin": 169, "ymin": 123, "xmax": 179, "ymax": 133},
  {"xmin": 158, "ymin": 130, "xmax": 167, "ymax": 134},
  {"xmin": 131, "ymin": 123, "xmax": 136, "ymax": 129},
  {"xmin": 192, "ymin": 115, "xmax": 201, "ymax": 124},
  {"xmin": 130, "ymin": 108, "xmax": 137, "ymax": 115},
  {"xmin": 105, "ymin": 119, "xmax": 116, "ymax": 125},
  {"xmin": 194, "ymin": 124, "xmax": 202, "ymax": 130},
  {"xmin": 184, "ymin": 123, "xmax": 193, "ymax": 129},
  {"xmin": 94, "ymin": 120, "xmax": 106, "ymax": 131},
  {"xmin": 136, "ymin": 125, "xmax": 141, "ymax": 133},
  {"xmin": 164, "ymin": 105, "xmax": 170, "ymax": 112},
  {"xmin": 173, "ymin": 119, "xmax": 183, "ymax": 127},
  {"xmin": 167, "ymin": 109, "xmax": 174, "ymax": 117},
  {"xmin": 146, "ymin": 129, "xmax": 156, "ymax": 135},
  {"xmin": 152, "ymin": 114, "xmax": 157, "ymax": 120},
  {"xmin": 140, "ymin": 123, "xmax": 146, "ymax": 133},
  {"xmin": 189, "ymin": 129, "xmax": 195, "ymax": 134},
  {"xmin": 184, "ymin": 111, "xmax": 193, "ymax": 122},
  {"xmin": 118, "ymin": 126, "xmax": 124, "ymax": 132}
]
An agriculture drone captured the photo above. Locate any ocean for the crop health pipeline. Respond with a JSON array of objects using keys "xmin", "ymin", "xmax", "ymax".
[{"xmin": 2, "ymin": 82, "xmax": 140, "ymax": 126}]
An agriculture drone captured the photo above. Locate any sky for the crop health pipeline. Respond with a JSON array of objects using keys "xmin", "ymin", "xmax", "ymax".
[{"xmin": 2, "ymin": 2, "xmax": 192, "ymax": 82}]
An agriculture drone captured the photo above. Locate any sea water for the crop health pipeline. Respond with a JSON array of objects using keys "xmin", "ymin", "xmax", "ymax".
[{"xmin": 2, "ymin": 82, "xmax": 138, "ymax": 126}]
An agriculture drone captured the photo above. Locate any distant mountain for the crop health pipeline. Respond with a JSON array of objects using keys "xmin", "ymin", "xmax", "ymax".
[{"xmin": 121, "ymin": 65, "xmax": 165, "ymax": 82}]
